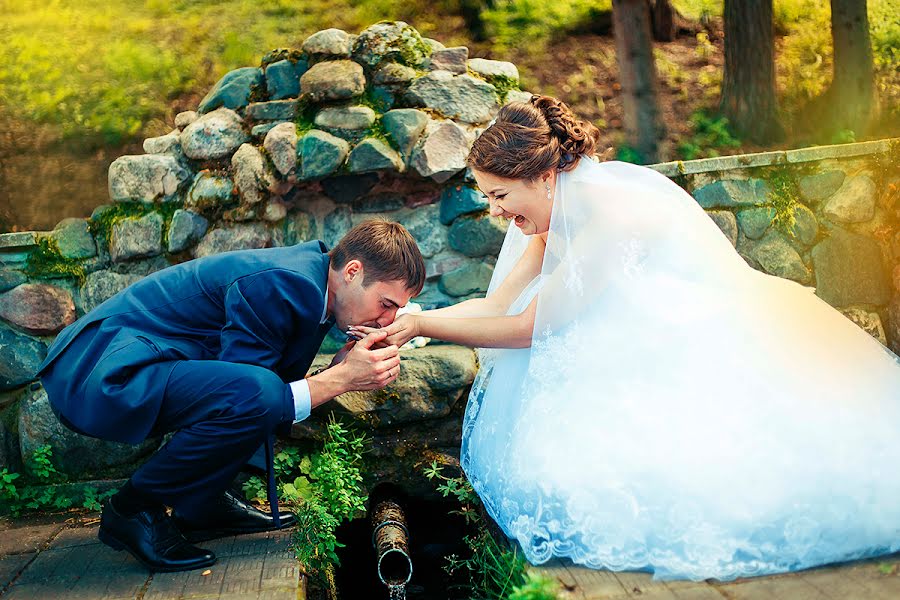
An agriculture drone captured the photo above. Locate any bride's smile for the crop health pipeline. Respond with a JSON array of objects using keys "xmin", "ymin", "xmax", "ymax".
[{"xmin": 472, "ymin": 167, "xmax": 557, "ymax": 236}]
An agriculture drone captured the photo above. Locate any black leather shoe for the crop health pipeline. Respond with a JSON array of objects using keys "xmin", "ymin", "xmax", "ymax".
[
  {"xmin": 98, "ymin": 500, "xmax": 216, "ymax": 573},
  {"xmin": 172, "ymin": 490, "xmax": 296, "ymax": 542}
]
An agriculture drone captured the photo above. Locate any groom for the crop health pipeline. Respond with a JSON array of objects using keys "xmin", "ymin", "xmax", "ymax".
[{"xmin": 37, "ymin": 219, "xmax": 425, "ymax": 572}]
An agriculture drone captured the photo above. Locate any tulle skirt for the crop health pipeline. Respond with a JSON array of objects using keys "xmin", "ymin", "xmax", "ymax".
[{"xmin": 461, "ymin": 266, "xmax": 900, "ymax": 581}]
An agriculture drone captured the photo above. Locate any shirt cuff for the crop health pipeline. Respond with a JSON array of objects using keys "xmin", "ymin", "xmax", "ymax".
[{"xmin": 289, "ymin": 379, "xmax": 312, "ymax": 423}]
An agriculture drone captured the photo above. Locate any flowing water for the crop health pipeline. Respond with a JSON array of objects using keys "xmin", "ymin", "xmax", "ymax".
[{"xmin": 388, "ymin": 583, "xmax": 407, "ymax": 600}]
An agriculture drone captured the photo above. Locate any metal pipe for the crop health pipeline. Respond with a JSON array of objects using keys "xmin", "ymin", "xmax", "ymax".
[{"xmin": 371, "ymin": 499, "xmax": 413, "ymax": 586}]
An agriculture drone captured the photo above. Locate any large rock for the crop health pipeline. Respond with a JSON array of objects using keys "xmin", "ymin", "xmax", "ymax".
[
  {"xmin": 839, "ymin": 308, "xmax": 888, "ymax": 346},
  {"xmin": 410, "ymin": 120, "xmax": 469, "ymax": 183},
  {"xmin": 298, "ymin": 130, "xmax": 350, "ymax": 180},
  {"xmin": 429, "ymin": 47, "xmax": 468, "ymax": 74},
  {"xmin": 467, "ymin": 57, "xmax": 519, "ymax": 81},
  {"xmin": 790, "ymin": 204, "xmax": 819, "ymax": 245},
  {"xmin": 736, "ymin": 207, "xmax": 775, "ymax": 240},
  {"xmin": 739, "ymin": 230, "xmax": 811, "ymax": 284},
  {"xmin": 351, "ymin": 21, "xmax": 431, "ymax": 69},
  {"xmin": 0, "ymin": 271, "xmax": 27, "ymax": 294},
  {"xmin": 174, "ymin": 111, "xmax": 199, "ymax": 129},
  {"xmin": 693, "ymin": 179, "xmax": 770, "ymax": 209},
  {"xmin": 0, "ymin": 327, "xmax": 47, "ymax": 390},
  {"xmin": 799, "ymin": 170, "xmax": 845, "ymax": 204},
  {"xmin": 705, "ymin": 210, "xmax": 738, "ymax": 247},
  {"xmin": 142, "ymin": 130, "xmax": 182, "ymax": 156},
  {"xmin": 822, "ymin": 174, "xmax": 876, "ymax": 224},
  {"xmin": 323, "ymin": 345, "xmax": 477, "ymax": 426},
  {"xmin": 382, "ymin": 109, "xmax": 428, "ymax": 158},
  {"xmin": 108, "ymin": 154, "xmax": 190, "ymax": 203},
  {"xmin": 265, "ymin": 59, "xmax": 307, "ymax": 100},
  {"xmin": 167, "ymin": 209, "xmax": 209, "ymax": 254},
  {"xmin": 245, "ymin": 100, "xmax": 299, "ymax": 121},
  {"xmin": 406, "ymin": 71, "xmax": 499, "ymax": 124},
  {"xmin": 302, "ymin": 28, "xmax": 353, "ymax": 58},
  {"xmin": 314, "ymin": 106, "xmax": 376, "ymax": 130},
  {"xmin": 439, "ymin": 184, "xmax": 488, "ymax": 225},
  {"xmin": 353, "ymin": 193, "xmax": 405, "ymax": 213},
  {"xmin": 323, "ymin": 207, "xmax": 353, "ymax": 249},
  {"xmin": 348, "ymin": 138, "xmax": 403, "ymax": 173},
  {"xmin": 180, "ymin": 108, "xmax": 249, "ymax": 160},
  {"xmin": 194, "ymin": 224, "xmax": 272, "ymax": 258},
  {"xmin": 398, "ymin": 204, "xmax": 446, "ymax": 258},
  {"xmin": 449, "ymin": 214, "xmax": 508, "ymax": 257},
  {"xmin": 372, "ymin": 63, "xmax": 418, "ymax": 86},
  {"xmin": 198, "ymin": 67, "xmax": 263, "ymax": 113},
  {"xmin": 0, "ymin": 284, "xmax": 75, "ymax": 335},
  {"xmin": 812, "ymin": 228, "xmax": 891, "ymax": 307},
  {"xmin": 300, "ymin": 60, "xmax": 366, "ymax": 103},
  {"xmin": 263, "ymin": 123, "xmax": 298, "ymax": 177},
  {"xmin": 185, "ymin": 172, "xmax": 235, "ymax": 211},
  {"xmin": 109, "ymin": 213, "xmax": 164, "ymax": 262},
  {"xmin": 18, "ymin": 386, "xmax": 159, "ymax": 480},
  {"xmin": 440, "ymin": 261, "xmax": 494, "ymax": 297},
  {"xmin": 79, "ymin": 270, "xmax": 142, "ymax": 314},
  {"xmin": 51, "ymin": 218, "xmax": 96, "ymax": 259},
  {"xmin": 887, "ymin": 297, "xmax": 900, "ymax": 354},
  {"xmin": 231, "ymin": 144, "xmax": 273, "ymax": 205}
]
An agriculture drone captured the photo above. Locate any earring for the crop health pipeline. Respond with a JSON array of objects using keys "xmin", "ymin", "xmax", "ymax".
[{"xmin": 545, "ymin": 184, "xmax": 552, "ymax": 200}]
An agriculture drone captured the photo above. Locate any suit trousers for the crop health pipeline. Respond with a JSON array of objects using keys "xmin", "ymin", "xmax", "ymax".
[{"xmin": 128, "ymin": 359, "xmax": 294, "ymax": 520}]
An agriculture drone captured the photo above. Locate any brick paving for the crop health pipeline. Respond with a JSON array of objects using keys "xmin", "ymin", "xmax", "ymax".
[{"xmin": 0, "ymin": 514, "xmax": 305, "ymax": 600}]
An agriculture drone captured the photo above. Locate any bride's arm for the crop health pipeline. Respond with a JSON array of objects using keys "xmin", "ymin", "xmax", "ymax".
[
  {"xmin": 357, "ymin": 296, "xmax": 538, "ymax": 349},
  {"xmin": 418, "ymin": 234, "xmax": 546, "ymax": 319}
]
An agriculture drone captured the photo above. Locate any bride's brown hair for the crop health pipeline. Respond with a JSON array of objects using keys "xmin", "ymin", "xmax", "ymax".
[{"xmin": 467, "ymin": 94, "xmax": 601, "ymax": 180}]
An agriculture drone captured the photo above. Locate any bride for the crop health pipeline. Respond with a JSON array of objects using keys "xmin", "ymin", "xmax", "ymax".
[{"xmin": 350, "ymin": 95, "xmax": 900, "ymax": 580}]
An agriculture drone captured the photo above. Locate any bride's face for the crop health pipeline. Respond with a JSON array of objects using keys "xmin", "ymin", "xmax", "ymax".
[{"xmin": 472, "ymin": 169, "xmax": 555, "ymax": 236}]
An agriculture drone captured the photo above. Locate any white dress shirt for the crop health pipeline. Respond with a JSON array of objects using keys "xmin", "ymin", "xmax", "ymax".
[{"xmin": 289, "ymin": 284, "xmax": 329, "ymax": 423}]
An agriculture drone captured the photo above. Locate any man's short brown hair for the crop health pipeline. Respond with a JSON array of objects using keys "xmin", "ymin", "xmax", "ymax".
[{"xmin": 329, "ymin": 219, "xmax": 426, "ymax": 294}]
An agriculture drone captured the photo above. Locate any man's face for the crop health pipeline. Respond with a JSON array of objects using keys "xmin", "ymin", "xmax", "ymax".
[{"xmin": 332, "ymin": 261, "xmax": 415, "ymax": 331}]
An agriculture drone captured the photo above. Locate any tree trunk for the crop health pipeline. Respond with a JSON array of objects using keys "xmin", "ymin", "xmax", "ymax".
[
  {"xmin": 612, "ymin": 0, "xmax": 665, "ymax": 163},
  {"xmin": 650, "ymin": 0, "xmax": 676, "ymax": 42},
  {"xmin": 827, "ymin": 0, "xmax": 874, "ymax": 135},
  {"xmin": 719, "ymin": 0, "xmax": 784, "ymax": 143}
]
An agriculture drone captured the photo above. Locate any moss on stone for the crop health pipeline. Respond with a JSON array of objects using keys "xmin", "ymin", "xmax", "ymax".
[
  {"xmin": 260, "ymin": 47, "xmax": 305, "ymax": 68},
  {"xmin": 23, "ymin": 236, "xmax": 87, "ymax": 284},
  {"xmin": 355, "ymin": 89, "xmax": 391, "ymax": 114},
  {"xmin": 88, "ymin": 202, "xmax": 181, "ymax": 252},
  {"xmin": 466, "ymin": 69, "xmax": 521, "ymax": 104},
  {"xmin": 294, "ymin": 95, "xmax": 317, "ymax": 137},
  {"xmin": 746, "ymin": 164, "xmax": 815, "ymax": 238}
]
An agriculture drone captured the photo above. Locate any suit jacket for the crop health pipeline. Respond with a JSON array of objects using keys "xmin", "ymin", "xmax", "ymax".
[{"xmin": 38, "ymin": 241, "xmax": 333, "ymax": 444}]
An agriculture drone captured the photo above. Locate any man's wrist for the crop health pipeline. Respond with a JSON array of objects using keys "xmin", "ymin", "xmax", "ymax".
[{"xmin": 307, "ymin": 363, "xmax": 349, "ymax": 407}]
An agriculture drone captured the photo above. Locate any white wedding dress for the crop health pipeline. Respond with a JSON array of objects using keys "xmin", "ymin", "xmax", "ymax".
[{"xmin": 460, "ymin": 157, "xmax": 900, "ymax": 581}]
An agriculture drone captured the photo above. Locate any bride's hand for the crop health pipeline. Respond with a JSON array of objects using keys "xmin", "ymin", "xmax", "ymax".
[{"xmin": 350, "ymin": 314, "xmax": 420, "ymax": 348}]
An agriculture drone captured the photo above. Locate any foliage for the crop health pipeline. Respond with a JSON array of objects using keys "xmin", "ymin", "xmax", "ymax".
[
  {"xmin": 276, "ymin": 418, "xmax": 368, "ymax": 583},
  {"xmin": 424, "ymin": 461, "xmax": 549, "ymax": 600},
  {"xmin": 23, "ymin": 236, "xmax": 87, "ymax": 284},
  {"xmin": 87, "ymin": 201, "xmax": 181, "ymax": 248},
  {"xmin": 615, "ymin": 145, "xmax": 644, "ymax": 165},
  {"xmin": 507, "ymin": 572, "xmax": 562, "ymax": 600},
  {"xmin": 0, "ymin": 445, "xmax": 117, "ymax": 517},
  {"xmin": 676, "ymin": 110, "xmax": 741, "ymax": 161},
  {"xmin": 476, "ymin": 0, "xmax": 612, "ymax": 51},
  {"xmin": 762, "ymin": 165, "xmax": 804, "ymax": 237}
]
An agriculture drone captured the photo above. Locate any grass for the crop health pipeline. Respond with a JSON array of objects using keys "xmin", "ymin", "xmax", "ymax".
[{"xmin": 0, "ymin": 0, "xmax": 896, "ymax": 146}]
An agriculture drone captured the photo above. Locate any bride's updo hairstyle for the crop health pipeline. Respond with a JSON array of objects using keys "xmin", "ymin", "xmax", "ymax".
[{"xmin": 467, "ymin": 94, "xmax": 601, "ymax": 180}]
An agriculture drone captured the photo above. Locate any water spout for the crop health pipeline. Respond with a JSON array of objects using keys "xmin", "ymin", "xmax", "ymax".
[{"xmin": 371, "ymin": 499, "xmax": 413, "ymax": 589}]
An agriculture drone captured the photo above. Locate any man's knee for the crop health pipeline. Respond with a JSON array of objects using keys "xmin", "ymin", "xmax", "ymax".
[{"xmin": 227, "ymin": 366, "xmax": 290, "ymax": 427}]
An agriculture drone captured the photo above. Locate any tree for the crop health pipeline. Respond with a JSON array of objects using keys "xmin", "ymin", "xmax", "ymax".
[
  {"xmin": 826, "ymin": 0, "xmax": 874, "ymax": 135},
  {"xmin": 719, "ymin": 0, "xmax": 784, "ymax": 143},
  {"xmin": 649, "ymin": 0, "xmax": 676, "ymax": 42},
  {"xmin": 612, "ymin": 0, "xmax": 666, "ymax": 163}
]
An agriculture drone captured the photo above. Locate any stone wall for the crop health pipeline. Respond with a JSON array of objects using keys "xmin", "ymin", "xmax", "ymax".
[{"xmin": 0, "ymin": 21, "xmax": 897, "ymax": 493}]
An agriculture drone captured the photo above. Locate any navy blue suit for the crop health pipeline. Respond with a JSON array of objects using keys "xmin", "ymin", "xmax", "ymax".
[{"xmin": 38, "ymin": 241, "xmax": 333, "ymax": 518}]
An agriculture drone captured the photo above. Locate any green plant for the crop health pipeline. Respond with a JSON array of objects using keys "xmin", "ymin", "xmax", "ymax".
[
  {"xmin": 676, "ymin": 110, "xmax": 741, "ymax": 161},
  {"xmin": 424, "ymin": 461, "xmax": 539, "ymax": 600},
  {"xmin": 508, "ymin": 571, "xmax": 561, "ymax": 600},
  {"xmin": 0, "ymin": 445, "xmax": 117, "ymax": 516},
  {"xmin": 281, "ymin": 418, "xmax": 368, "ymax": 583},
  {"xmin": 23, "ymin": 237, "xmax": 87, "ymax": 284}
]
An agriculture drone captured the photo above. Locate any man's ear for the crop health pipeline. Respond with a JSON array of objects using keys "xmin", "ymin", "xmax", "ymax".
[{"xmin": 343, "ymin": 259, "xmax": 363, "ymax": 283}]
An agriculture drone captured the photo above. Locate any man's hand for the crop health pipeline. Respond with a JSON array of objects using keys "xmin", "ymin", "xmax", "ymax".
[
  {"xmin": 350, "ymin": 313, "xmax": 420, "ymax": 349},
  {"xmin": 330, "ymin": 329, "xmax": 401, "ymax": 391},
  {"xmin": 328, "ymin": 340, "xmax": 356, "ymax": 368}
]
